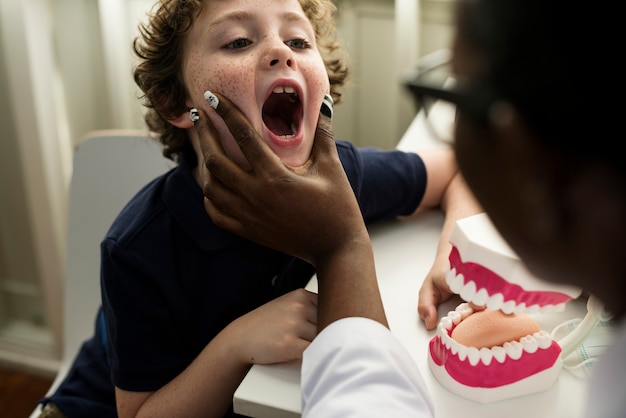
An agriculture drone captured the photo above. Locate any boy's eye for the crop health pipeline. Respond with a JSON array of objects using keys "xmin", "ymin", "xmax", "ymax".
[
  {"xmin": 285, "ymin": 38, "xmax": 310, "ymax": 50},
  {"xmin": 224, "ymin": 38, "xmax": 252, "ymax": 49}
]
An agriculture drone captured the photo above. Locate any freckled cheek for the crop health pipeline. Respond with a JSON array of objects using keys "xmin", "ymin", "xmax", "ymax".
[
  {"xmin": 207, "ymin": 62, "xmax": 253, "ymax": 106},
  {"xmin": 306, "ymin": 64, "xmax": 330, "ymax": 94},
  {"xmin": 303, "ymin": 67, "xmax": 330, "ymax": 124},
  {"xmin": 185, "ymin": 55, "xmax": 250, "ymax": 105}
]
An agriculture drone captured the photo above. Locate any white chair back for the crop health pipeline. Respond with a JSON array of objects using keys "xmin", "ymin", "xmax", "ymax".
[{"xmin": 31, "ymin": 130, "xmax": 173, "ymax": 416}]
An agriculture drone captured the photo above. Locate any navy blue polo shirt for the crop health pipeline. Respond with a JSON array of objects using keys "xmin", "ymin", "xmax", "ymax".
[{"xmin": 43, "ymin": 140, "xmax": 426, "ymax": 417}]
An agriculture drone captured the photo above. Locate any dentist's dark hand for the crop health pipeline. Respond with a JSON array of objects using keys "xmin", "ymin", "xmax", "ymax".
[
  {"xmin": 194, "ymin": 92, "xmax": 368, "ymax": 267},
  {"xmin": 195, "ymin": 92, "xmax": 386, "ymax": 331}
]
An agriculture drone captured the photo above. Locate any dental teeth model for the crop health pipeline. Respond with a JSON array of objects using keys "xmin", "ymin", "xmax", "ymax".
[{"xmin": 428, "ymin": 213, "xmax": 588, "ymax": 403}]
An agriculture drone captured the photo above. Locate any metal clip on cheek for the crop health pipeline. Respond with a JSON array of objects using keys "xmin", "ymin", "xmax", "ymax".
[
  {"xmin": 321, "ymin": 94, "xmax": 334, "ymax": 119},
  {"xmin": 204, "ymin": 90, "xmax": 220, "ymax": 110}
]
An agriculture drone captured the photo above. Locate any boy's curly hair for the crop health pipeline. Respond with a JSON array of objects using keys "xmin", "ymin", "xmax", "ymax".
[{"xmin": 133, "ymin": 0, "xmax": 349, "ymax": 161}]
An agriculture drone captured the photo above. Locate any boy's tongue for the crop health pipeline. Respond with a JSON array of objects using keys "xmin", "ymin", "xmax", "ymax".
[
  {"xmin": 264, "ymin": 114, "xmax": 293, "ymax": 136},
  {"xmin": 262, "ymin": 94, "xmax": 297, "ymax": 137}
]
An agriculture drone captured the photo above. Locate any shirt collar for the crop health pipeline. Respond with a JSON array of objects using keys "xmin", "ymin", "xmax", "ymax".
[{"xmin": 162, "ymin": 152, "xmax": 240, "ymax": 250}]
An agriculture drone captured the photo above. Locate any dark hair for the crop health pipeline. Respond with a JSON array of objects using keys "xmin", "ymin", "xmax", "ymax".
[
  {"xmin": 133, "ymin": 0, "xmax": 349, "ymax": 161},
  {"xmin": 458, "ymin": 0, "xmax": 619, "ymax": 169}
]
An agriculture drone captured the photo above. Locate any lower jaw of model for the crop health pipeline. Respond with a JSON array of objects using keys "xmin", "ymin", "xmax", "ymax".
[{"xmin": 428, "ymin": 299, "xmax": 563, "ymax": 404}]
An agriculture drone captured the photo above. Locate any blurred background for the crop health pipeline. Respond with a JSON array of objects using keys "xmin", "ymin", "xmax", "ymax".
[{"xmin": 0, "ymin": 0, "xmax": 454, "ymax": 377}]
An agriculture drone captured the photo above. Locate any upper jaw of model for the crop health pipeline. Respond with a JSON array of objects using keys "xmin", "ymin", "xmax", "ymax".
[{"xmin": 428, "ymin": 213, "xmax": 582, "ymax": 404}]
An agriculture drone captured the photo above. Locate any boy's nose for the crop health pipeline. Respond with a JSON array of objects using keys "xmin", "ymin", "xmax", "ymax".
[
  {"xmin": 269, "ymin": 57, "xmax": 293, "ymax": 67},
  {"xmin": 263, "ymin": 41, "xmax": 295, "ymax": 70}
]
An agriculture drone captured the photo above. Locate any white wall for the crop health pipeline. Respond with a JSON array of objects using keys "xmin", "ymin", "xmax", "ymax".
[
  {"xmin": 334, "ymin": 0, "xmax": 455, "ymax": 149},
  {"xmin": 0, "ymin": 0, "xmax": 69, "ymax": 372}
]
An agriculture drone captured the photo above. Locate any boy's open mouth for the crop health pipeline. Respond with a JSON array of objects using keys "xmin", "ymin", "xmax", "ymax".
[{"xmin": 262, "ymin": 86, "xmax": 303, "ymax": 138}]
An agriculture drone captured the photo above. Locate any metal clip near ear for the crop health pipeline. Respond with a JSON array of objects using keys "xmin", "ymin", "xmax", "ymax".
[
  {"xmin": 189, "ymin": 108, "xmax": 200, "ymax": 125},
  {"xmin": 321, "ymin": 94, "xmax": 334, "ymax": 119}
]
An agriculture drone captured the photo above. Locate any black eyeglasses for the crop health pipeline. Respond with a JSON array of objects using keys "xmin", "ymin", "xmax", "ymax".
[{"xmin": 404, "ymin": 50, "xmax": 495, "ymax": 143}]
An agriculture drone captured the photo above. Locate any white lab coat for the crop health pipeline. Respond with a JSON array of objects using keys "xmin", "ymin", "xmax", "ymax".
[{"xmin": 301, "ymin": 317, "xmax": 435, "ymax": 417}]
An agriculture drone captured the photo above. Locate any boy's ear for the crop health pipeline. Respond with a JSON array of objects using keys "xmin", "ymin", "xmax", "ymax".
[{"xmin": 167, "ymin": 110, "xmax": 193, "ymax": 129}]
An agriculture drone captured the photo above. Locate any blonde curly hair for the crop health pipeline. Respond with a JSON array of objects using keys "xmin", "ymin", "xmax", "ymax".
[{"xmin": 133, "ymin": 0, "xmax": 349, "ymax": 161}]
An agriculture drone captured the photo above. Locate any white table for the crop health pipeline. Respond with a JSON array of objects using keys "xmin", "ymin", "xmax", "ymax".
[{"xmin": 233, "ymin": 212, "xmax": 590, "ymax": 418}]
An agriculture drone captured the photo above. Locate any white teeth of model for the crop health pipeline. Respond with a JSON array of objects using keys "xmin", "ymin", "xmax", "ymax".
[
  {"xmin": 440, "ymin": 316, "xmax": 453, "ymax": 332},
  {"xmin": 535, "ymin": 330, "xmax": 552, "ymax": 349},
  {"xmin": 479, "ymin": 347, "xmax": 493, "ymax": 366},
  {"xmin": 467, "ymin": 347, "xmax": 481, "ymax": 366},
  {"xmin": 514, "ymin": 303, "xmax": 527, "ymax": 314},
  {"xmin": 437, "ymin": 319, "xmax": 556, "ymax": 366},
  {"xmin": 273, "ymin": 86, "xmax": 285, "ymax": 93},
  {"xmin": 521, "ymin": 335, "xmax": 539, "ymax": 353},
  {"xmin": 457, "ymin": 344, "xmax": 469, "ymax": 362},
  {"xmin": 504, "ymin": 341, "xmax": 523, "ymax": 360},
  {"xmin": 492, "ymin": 346, "xmax": 507, "ymax": 363},
  {"xmin": 456, "ymin": 303, "xmax": 473, "ymax": 317},
  {"xmin": 473, "ymin": 288, "xmax": 489, "ymax": 306},
  {"xmin": 448, "ymin": 270, "xmax": 464, "ymax": 293},
  {"xmin": 487, "ymin": 293, "xmax": 504, "ymax": 311},
  {"xmin": 447, "ymin": 310, "xmax": 462, "ymax": 325},
  {"xmin": 540, "ymin": 303, "xmax": 559, "ymax": 314},
  {"xmin": 283, "ymin": 86, "xmax": 295, "ymax": 94},
  {"xmin": 501, "ymin": 300, "xmax": 516, "ymax": 314},
  {"xmin": 449, "ymin": 339, "xmax": 459, "ymax": 355},
  {"xmin": 525, "ymin": 304, "xmax": 540, "ymax": 314},
  {"xmin": 459, "ymin": 280, "xmax": 477, "ymax": 302}
]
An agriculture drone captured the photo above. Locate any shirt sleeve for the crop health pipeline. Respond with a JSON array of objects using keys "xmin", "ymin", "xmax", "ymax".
[
  {"xmin": 301, "ymin": 317, "xmax": 435, "ymax": 417},
  {"xmin": 336, "ymin": 141, "xmax": 427, "ymax": 224}
]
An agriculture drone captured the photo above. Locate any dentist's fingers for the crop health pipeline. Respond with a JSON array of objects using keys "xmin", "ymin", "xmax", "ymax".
[
  {"xmin": 195, "ymin": 92, "xmax": 285, "ymax": 238},
  {"xmin": 192, "ymin": 106, "xmax": 248, "ymax": 232},
  {"xmin": 203, "ymin": 91, "xmax": 283, "ymax": 177},
  {"xmin": 300, "ymin": 94, "xmax": 338, "ymax": 175},
  {"xmin": 194, "ymin": 103, "xmax": 250, "ymax": 195},
  {"xmin": 195, "ymin": 90, "xmax": 366, "ymax": 264}
]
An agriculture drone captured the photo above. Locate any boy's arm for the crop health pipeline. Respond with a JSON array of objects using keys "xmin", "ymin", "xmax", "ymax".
[
  {"xmin": 405, "ymin": 147, "xmax": 483, "ymax": 329},
  {"xmin": 115, "ymin": 289, "xmax": 317, "ymax": 418}
]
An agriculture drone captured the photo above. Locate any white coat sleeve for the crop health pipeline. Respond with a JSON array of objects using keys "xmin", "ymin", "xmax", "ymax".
[{"xmin": 301, "ymin": 317, "xmax": 435, "ymax": 417}]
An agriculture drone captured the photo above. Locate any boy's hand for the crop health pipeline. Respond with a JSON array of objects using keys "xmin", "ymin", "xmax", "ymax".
[
  {"xmin": 418, "ymin": 263, "xmax": 455, "ymax": 330},
  {"xmin": 225, "ymin": 289, "xmax": 318, "ymax": 365},
  {"xmin": 194, "ymin": 93, "xmax": 368, "ymax": 266}
]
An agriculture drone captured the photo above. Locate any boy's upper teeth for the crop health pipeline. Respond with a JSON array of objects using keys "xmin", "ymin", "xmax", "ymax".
[{"xmin": 273, "ymin": 86, "xmax": 297, "ymax": 95}]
